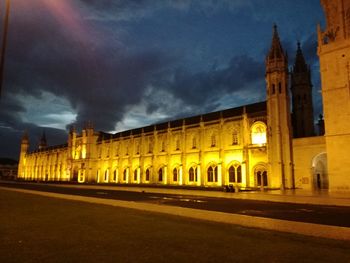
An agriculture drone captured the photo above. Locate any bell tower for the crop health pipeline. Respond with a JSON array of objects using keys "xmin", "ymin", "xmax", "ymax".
[
  {"xmin": 291, "ymin": 42, "xmax": 315, "ymax": 138},
  {"xmin": 38, "ymin": 131, "xmax": 47, "ymax": 150},
  {"xmin": 266, "ymin": 25, "xmax": 294, "ymax": 189},
  {"xmin": 318, "ymin": 0, "xmax": 350, "ymax": 191},
  {"xmin": 18, "ymin": 131, "xmax": 29, "ymax": 179}
]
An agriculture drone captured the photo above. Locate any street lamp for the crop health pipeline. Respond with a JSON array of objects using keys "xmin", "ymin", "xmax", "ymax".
[{"xmin": 0, "ymin": 0, "xmax": 10, "ymax": 98}]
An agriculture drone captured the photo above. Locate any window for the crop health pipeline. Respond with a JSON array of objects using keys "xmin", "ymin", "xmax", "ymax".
[
  {"xmin": 113, "ymin": 170, "xmax": 117, "ymax": 181},
  {"xmin": 104, "ymin": 170, "xmax": 108, "ymax": 182},
  {"xmin": 229, "ymin": 166, "xmax": 235, "ymax": 183},
  {"xmin": 123, "ymin": 169, "xmax": 127, "ymax": 181},
  {"xmin": 173, "ymin": 168, "xmax": 178, "ymax": 182},
  {"xmin": 211, "ymin": 134, "xmax": 216, "ymax": 147},
  {"xmin": 207, "ymin": 166, "xmax": 218, "ymax": 183},
  {"xmin": 176, "ymin": 139, "xmax": 180, "ymax": 151},
  {"xmin": 189, "ymin": 167, "xmax": 197, "ymax": 182},
  {"xmin": 125, "ymin": 145, "xmax": 129, "ymax": 156},
  {"xmin": 192, "ymin": 137, "xmax": 197, "ymax": 149},
  {"xmin": 251, "ymin": 122, "xmax": 267, "ymax": 145},
  {"xmin": 256, "ymin": 169, "xmax": 268, "ymax": 187},
  {"xmin": 115, "ymin": 143, "xmax": 119, "ymax": 156},
  {"xmin": 145, "ymin": 169, "xmax": 150, "ymax": 181},
  {"xmin": 237, "ymin": 165, "xmax": 242, "ymax": 183},
  {"xmin": 136, "ymin": 143, "xmax": 140, "ymax": 155},
  {"xmin": 148, "ymin": 141, "xmax": 153, "ymax": 153},
  {"xmin": 272, "ymin": 84, "xmax": 275, "ymax": 94},
  {"xmin": 134, "ymin": 169, "xmax": 138, "ymax": 181},
  {"xmin": 161, "ymin": 141, "xmax": 165, "ymax": 152},
  {"xmin": 278, "ymin": 82, "xmax": 282, "ymax": 93},
  {"xmin": 232, "ymin": 130, "xmax": 238, "ymax": 145},
  {"xmin": 158, "ymin": 168, "xmax": 163, "ymax": 182}
]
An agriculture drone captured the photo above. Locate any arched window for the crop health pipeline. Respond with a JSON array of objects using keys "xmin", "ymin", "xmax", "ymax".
[
  {"xmin": 232, "ymin": 130, "xmax": 238, "ymax": 145},
  {"xmin": 176, "ymin": 139, "xmax": 180, "ymax": 151},
  {"xmin": 251, "ymin": 122, "xmax": 267, "ymax": 145},
  {"xmin": 134, "ymin": 169, "xmax": 138, "ymax": 181},
  {"xmin": 207, "ymin": 166, "xmax": 218, "ymax": 182},
  {"xmin": 229, "ymin": 166, "xmax": 235, "ymax": 183},
  {"xmin": 104, "ymin": 170, "xmax": 108, "ymax": 182},
  {"xmin": 237, "ymin": 165, "xmax": 242, "ymax": 183},
  {"xmin": 278, "ymin": 82, "xmax": 282, "ymax": 93},
  {"xmin": 192, "ymin": 137, "xmax": 197, "ymax": 149},
  {"xmin": 228, "ymin": 164, "xmax": 242, "ymax": 183},
  {"xmin": 211, "ymin": 134, "xmax": 216, "ymax": 147},
  {"xmin": 123, "ymin": 169, "xmax": 127, "ymax": 181},
  {"xmin": 189, "ymin": 167, "xmax": 197, "ymax": 182},
  {"xmin": 113, "ymin": 170, "xmax": 117, "ymax": 181},
  {"xmin": 255, "ymin": 167, "xmax": 268, "ymax": 187},
  {"xmin": 173, "ymin": 168, "xmax": 178, "ymax": 182},
  {"xmin": 135, "ymin": 143, "xmax": 140, "ymax": 155},
  {"xmin": 145, "ymin": 169, "xmax": 150, "ymax": 181},
  {"xmin": 272, "ymin": 84, "xmax": 275, "ymax": 94},
  {"xmin": 158, "ymin": 168, "xmax": 163, "ymax": 182},
  {"xmin": 115, "ymin": 143, "xmax": 119, "ymax": 156}
]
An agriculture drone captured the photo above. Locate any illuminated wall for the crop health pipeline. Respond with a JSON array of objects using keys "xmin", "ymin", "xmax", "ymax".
[{"xmin": 18, "ymin": 102, "xmax": 270, "ymax": 189}]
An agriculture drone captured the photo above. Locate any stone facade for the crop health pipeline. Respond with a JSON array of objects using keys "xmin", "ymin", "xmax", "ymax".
[
  {"xmin": 18, "ymin": 103, "xmax": 271, "ymax": 189},
  {"xmin": 318, "ymin": 0, "xmax": 350, "ymax": 191}
]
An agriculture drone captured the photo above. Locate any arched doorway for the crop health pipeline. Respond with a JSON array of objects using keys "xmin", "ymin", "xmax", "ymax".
[{"xmin": 312, "ymin": 152, "xmax": 328, "ymax": 190}]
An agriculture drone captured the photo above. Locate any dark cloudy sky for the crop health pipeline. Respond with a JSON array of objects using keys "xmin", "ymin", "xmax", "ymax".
[{"xmin": 0, "ymin": 0, "xmax": 325, "ymax": 160}]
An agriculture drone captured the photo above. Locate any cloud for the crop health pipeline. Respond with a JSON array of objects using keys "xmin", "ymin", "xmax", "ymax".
[{"xmin": 78, "ymin": 0, "xmax": 252, "ymax": 21}]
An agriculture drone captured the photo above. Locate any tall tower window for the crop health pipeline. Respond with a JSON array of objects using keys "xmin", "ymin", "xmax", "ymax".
[
  {"xmin": 278, "ymin": 82, "xmax": 282, "ymax": 93},
  {"xmin": 272, "ymin": 84, "xmax": 275, "ymax": 94}
]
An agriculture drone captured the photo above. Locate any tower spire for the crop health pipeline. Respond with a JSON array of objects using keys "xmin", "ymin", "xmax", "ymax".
[
  {"xmin": 39, "ymin": 131, "xmax": 47, "ymax": 150},
  {"xmin": 291, "ymin": 42, "xmax": 314, "ymax": 138},
  {"xmin": 293, "ymin": 41, "xmax": 307, "ymax": 73},
  {"xmin": 266, "ymin": 24, "xmax": 288, "ymax": 73},
  {"xmin": 267, "ymin": 24, "xmax": 285, "ymax": 61}
]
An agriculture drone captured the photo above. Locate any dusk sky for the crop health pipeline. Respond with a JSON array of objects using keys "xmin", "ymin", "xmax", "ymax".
[{"xmin": 0, "ymin": 0, "xmax": 325, "ymax": 160}]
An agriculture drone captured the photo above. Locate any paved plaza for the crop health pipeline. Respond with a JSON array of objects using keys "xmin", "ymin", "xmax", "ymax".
[{"xmin": 1, "ymin": 189, "xmax": 350, "ymax": 263}]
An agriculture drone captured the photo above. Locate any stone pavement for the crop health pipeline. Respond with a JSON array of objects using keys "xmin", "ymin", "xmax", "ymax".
[{"xmin": 1, "ymin": 186, "xmax": 350, "ymax": 241}]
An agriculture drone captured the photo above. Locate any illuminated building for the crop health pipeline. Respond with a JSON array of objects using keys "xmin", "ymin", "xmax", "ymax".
[{"xmin": 17, "ymin": 1, "xmax": 349, "ymax": 191}]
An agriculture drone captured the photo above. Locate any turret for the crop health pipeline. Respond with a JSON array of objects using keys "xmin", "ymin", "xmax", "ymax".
[
  {"xmin": 18, "ymin": 130, "xmax": 30, "ymax": 179},
  {"xmin": 291, "ymin": 42, "xmax": 315, "ymax": 138},
  {"xmin": 266, "ymin": 25, "xmax": 294, "ymax": 189},
  {"xmin": 38, "ymin": 131, "xmax": 47, "ymax": 150}
]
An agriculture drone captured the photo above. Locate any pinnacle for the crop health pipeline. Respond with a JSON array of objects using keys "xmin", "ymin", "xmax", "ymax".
[{"xmin": 267, "ymin": 24, "xmax": 285, "ymax": 61}]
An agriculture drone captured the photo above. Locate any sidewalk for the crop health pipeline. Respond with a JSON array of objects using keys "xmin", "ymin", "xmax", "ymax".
[{"xmin": 9, "ymin": 181, "xmax": 350, "ymax": 207}]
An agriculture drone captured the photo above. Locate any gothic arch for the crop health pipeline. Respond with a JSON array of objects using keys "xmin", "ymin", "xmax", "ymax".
[
  {"xmin": 171, "ymin": 163, "xmax": 181, "ymax": 184},
  {"xmin": 206, "ymin": 162, "xmax": 218, "ymax": 183},
  {"xmin": 227, "ymin": 161, "xmax": 242, "ymax": 184},
  {"xmin": 311, "ymin": 152, "xmax": 328, "ymax": 190},
  {"xmin": 253, "ymin": 163, "xmax": 268, "ymax": 188}
]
